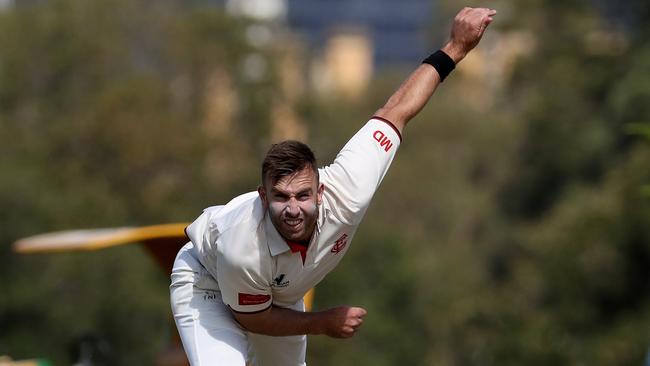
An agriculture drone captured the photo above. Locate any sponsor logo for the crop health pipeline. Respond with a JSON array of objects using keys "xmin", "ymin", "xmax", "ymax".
[
  {"xmin": 238, "ymin": 293, "xmax": 271, "ymax": 306},
  {"xmin": 331, "ymin": 233, "xmax": 348, "ymax": 254},
  {"xmin": 272, "ymin": 274, "xmax": 290, "ymax": 288},
  {"xmin": 373, "ymin": 130, "xmax": 393, "ymax": 152}
]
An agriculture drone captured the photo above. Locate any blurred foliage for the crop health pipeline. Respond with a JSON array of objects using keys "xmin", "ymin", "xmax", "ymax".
[
  {"xmin": 0, "ymin": 0, "xmax": 272, "ymax": 364},
  {"xmin": 0, "ymin": 0, "xmax": 649, "ymax": 365}
]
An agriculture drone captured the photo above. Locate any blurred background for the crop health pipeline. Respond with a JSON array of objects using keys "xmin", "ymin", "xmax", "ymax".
[{"xmin": 1, "ymin": 0, "xmax": 649, "ymax": 365}]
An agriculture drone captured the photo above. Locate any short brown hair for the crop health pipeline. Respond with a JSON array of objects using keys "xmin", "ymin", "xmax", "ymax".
[{"xmin": 261, "ymin": 140, "xmax": 318, "ymax": 186}]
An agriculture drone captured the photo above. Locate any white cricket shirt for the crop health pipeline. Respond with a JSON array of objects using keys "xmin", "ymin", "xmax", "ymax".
[{"xmin": 185, "ymin": 117, "xmax": 401, "ymax": 313}]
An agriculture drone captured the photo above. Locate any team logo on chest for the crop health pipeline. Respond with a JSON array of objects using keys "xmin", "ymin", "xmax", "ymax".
[{"xmin": 330, "ymin": 233, "xmax": 348, "ymax": 254}]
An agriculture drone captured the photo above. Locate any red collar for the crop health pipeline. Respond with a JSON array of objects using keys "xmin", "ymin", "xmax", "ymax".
[{"xmin": 286, "ymin": 241, "xmax": 307, "ymax": 264}]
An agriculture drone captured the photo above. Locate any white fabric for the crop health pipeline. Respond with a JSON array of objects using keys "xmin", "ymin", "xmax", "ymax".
[
  {"xmin": 171, "ymin": 243, "xmax": 307, "ymax": 366},
  {"xmin": 172, "ymin": 118, "xmax": 400, "ymax": 363}
]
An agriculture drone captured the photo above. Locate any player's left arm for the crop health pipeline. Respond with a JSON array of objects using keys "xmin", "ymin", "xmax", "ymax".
[{"xmin": 374, "ymin": 7, "xmax": 497, "ymax": 133}]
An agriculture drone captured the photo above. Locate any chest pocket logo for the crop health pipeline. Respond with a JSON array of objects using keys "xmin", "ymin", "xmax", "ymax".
[
  {"xmin": 272, "ymin": 274, "xmax": 290, "ymax": 287},
  {"xmin": 331, "ymin": 233, "xmax": 348, "ymax": 254}
]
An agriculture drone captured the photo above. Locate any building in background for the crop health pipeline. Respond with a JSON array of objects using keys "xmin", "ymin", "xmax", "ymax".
[
  {"xmin": 220, "ymin": 0, "xmax": 436, "ymax": 99},
  {"xmin": 286, "ymin": 0, "xmax": 434, "ymax": 67},
  {"xmin": 221, "ymin": 0, "xmax": 436, "ymax": 66}
]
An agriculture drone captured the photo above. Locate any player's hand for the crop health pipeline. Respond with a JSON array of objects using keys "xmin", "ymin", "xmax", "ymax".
[
  {"xmin": 442, "ymin": 7, "xmax": 497, "ymax": 63},
  {"xmin": 319, "ymin": 306, "xmax": 367, "ymax": 338}
]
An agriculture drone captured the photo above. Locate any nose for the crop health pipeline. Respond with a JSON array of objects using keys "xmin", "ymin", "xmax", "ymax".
[{"xmin": 285, "ymin": 198, "xmax": 300, "ymax": 217}]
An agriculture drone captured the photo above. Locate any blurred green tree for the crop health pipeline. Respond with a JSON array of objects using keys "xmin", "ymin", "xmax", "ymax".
[
  {"xmin": 1, "ymin": 0, "xmax": 649, "ymax": 365},
  {"xmin": 0, "ymin": 0, "xmax": 278, "ymax": 363},
  {"xmin": 306, "ymin": 0, "xmax": 650, "ymax": 364}
]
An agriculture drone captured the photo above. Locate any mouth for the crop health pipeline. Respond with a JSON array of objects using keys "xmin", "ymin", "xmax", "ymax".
[{"xmin": 283, "ymin": 218, "xmax": 303, "ymax": 231}]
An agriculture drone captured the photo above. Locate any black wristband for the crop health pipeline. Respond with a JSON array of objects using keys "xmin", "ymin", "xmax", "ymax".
[{"xmin": 422, "ymin": 50, "xmax": 456, "ymax": 82}]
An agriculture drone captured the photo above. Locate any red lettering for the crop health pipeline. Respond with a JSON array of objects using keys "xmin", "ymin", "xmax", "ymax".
[
  {"xmin": 380, "ymin": 137, "xmax": 393, "ymax": 152},
  {"xmin": 372, "ymin": 130, "xmax": 393, "ymax": 152}
]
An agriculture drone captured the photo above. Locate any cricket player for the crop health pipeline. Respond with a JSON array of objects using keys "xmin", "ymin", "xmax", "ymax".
[{"xmin": 170, "ymin": 7, "xmax": 496, "ymax": 365}]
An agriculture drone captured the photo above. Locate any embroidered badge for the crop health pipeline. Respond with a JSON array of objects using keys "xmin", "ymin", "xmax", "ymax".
[
  {"xmin": 331, "ymin": 233, "xmax": 348, "ymax": 254},
  {"xmin": 272, "ymin": 274, "xmax": 290, "ymax": 288}
]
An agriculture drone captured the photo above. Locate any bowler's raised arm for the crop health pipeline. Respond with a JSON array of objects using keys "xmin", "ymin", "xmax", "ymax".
[{"xmin": 374, "ymin": 7, "xmax": 497, "ymax": 133}]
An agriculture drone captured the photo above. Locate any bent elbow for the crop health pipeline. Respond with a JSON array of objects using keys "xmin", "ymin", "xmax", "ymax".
[{"xmin": 230, "ymin": 307, "xmax": 273, "ymax": 335}]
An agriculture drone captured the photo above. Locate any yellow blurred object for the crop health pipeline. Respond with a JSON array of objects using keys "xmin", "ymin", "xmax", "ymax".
[
  {"xmin": 14, "ymin": 223, "xmax": 190, "ymax": 274},
  {"xmin": 13, "ymin": 223, "xmax": 189, "ymax": 253},
  {"xmin": 13, "ymin": 224, "xmax": 315, "ymax": 310},
  {"xmin": 0, "ymin": 356, "xmax": 52, "ymax": 366},
  {"xmin": 303, "ymin": 287, "xmax": 315, "ymax": 311}
]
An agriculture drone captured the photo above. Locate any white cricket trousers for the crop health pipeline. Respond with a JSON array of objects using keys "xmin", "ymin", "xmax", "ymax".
[{"xmin": 170, "ymin": 243, "xmax": 307, "ymax": 366}]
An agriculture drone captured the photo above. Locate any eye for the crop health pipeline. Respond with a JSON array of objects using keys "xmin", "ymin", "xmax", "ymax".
[
  {"xmin": 298, "ymin": 193, "xmax": 311, "ymax": 201},
  {"xmin": 272, "ymin": 193, "xmax": 289, "ymax": 201}
]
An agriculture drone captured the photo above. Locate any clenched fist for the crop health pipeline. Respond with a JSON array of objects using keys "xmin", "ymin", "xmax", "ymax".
[
  {"xmin": 318, "ymin": 306, "xmax": 367, "ymax": 338},
  {"xmin": 442, "ymin": 7, "xmax": 497, "ymax": 63}
]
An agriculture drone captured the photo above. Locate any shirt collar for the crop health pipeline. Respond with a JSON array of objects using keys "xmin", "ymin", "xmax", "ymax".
[{"xmin": 264, "ymin": 212, "xmax": 290, "ymax": 256}]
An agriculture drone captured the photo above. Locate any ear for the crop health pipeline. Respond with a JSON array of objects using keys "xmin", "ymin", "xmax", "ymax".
[
  {"xmin": 258, "ymin": 185, "xmax": 268, "ymax": 208},
  {"xmin": 316, "ymin": 183, "xmax": 325, "ymax": 205}
]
